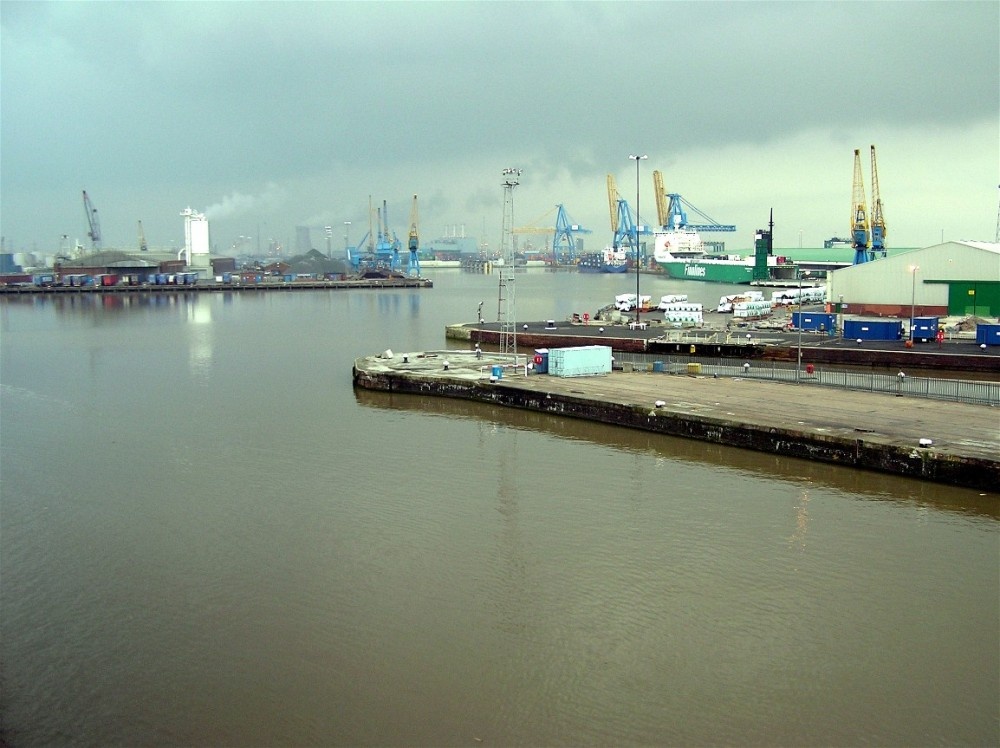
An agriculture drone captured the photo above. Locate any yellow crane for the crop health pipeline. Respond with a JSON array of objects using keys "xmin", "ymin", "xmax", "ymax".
[
  {"xmin": 513, "ymin": 206, "xmax": 557, "ymax": 234},
  {"xmin": 652, "ymin": 170, "xmax": 668, "ymax": 228},
  {"xmin": 407, "ymin": 194, "xmax": 421, "ymax": 276},
  {"xmin": 869, "ymin": 145, "xmax": 886, "ymax": 257},
  {"xmin": 607, "ymin": 174, "xmax": 620, "ymax": 236},
  {"xmin": 407, "ymin": 194, "xmax": 419, "ymax": 252},
  {"xmin": 850, "ymin": 148, "xmax": 870, "ymax": 264}
]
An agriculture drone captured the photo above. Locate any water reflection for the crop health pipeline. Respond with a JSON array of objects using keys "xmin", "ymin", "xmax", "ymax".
[{"xmin": 186, "ymin": 300, "xmax": 214, "ymax": 383}]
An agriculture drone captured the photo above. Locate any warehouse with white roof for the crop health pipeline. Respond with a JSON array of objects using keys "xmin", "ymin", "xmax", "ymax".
[{"xmin": 826, "ymin": 241, "xmax": 1000, "ymax": 318}]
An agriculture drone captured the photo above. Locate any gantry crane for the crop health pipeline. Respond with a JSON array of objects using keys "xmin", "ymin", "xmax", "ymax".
[
  {"xmin": 137, "ymin": 220, "xmax": 148, "ymax": 252},
  {"xmin": 407, "ymin": 194, "xmax": 421, "ymax": 276},
  {"xmin": 514, "ymin": 204, "xmax": 591, "ymax": 261},
  {"xmin": 652, "ymin": 170, "xmax": 736, "ymax": 232},
  {"xmin": 607, "ymin": 174, "xmax": 638, "ymax": 252},
  {"xmin": 82, "ymin": 190, "xmax": 101, "ymax": 250},
  {"xmin": 551, "ymin": 204, "xmax": 591, "ymax": 261},
  {"xmin": 869, "ymin": 145, "xmax": 886, "ymax": 258},
  {"xmin": 850, "ymin": 149, "xmax": 871, "ymax": 264},
  {"xmin": 374, "ymin": 199, "xmax": 401, "ymax": 270}
]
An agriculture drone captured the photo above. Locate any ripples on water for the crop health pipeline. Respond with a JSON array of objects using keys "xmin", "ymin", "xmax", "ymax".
[{"xmin": 1, "ymin": 275, "xmax": 997, "ymax": 746}]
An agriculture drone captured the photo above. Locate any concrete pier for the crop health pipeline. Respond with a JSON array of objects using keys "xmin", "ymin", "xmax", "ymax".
[{"xmin": 353, "ymin": 349, "xmax": 1000, "ymax": 491}]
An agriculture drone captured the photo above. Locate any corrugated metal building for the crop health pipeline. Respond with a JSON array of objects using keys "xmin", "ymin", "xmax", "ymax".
[{"xmin": 826, "ymin": 241, "xmax": 1000, "ymax": 318}]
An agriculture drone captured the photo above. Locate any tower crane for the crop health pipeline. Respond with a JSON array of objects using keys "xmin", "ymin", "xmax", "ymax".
[
  {"xmin": 137, "ymin": 220, "xmax": 148, "ymax": 252},
  {"xmin": 407, "ymin": 194, "xmax": 420, "ymax": 276},
  {"xmin": 869, "ymin": 145, "xmax": 886, "ymax": 258},
  {"xmin": 850, "ymin": 149, "xmax": 871, "ymax": 264},
  {"xmin": 82, "ymin": 190, "xmax": 102, "ymax": 250}
]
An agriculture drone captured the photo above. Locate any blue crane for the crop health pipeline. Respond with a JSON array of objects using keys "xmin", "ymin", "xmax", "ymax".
[
  {"xmin": 652, "ymin": 171, "xmax": 736, "ymax": 232},
  {"xmin": 607, "ymin": 175, "xmax": 651, "ymax": 256},
  {"xmin": 551, "ymin": 204, "xmax": 592, "ymax": 262},
  {"xmin": 374, "ymin": 200, "xmax": 401, "ymax": 271}
]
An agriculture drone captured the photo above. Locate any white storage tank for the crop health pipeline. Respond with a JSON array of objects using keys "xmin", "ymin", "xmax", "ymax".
[{"xmin": 547, "ymin": 345, "xmax": 613, "ymax": 377}]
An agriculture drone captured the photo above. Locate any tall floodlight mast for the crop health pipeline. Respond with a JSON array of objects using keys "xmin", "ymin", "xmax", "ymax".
[
  {"xmin": 629, "ymin": 155, "xmax": 648, "ymax": 324},
  {"xmin": 498, "ymin": 168, "xmax": 522, "ymax": 357}
]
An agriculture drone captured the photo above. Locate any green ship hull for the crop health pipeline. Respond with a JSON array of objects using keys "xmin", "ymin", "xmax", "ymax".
[{"xmin": 656, "ymin": 260, "xmax": 758, "ymax": 283}]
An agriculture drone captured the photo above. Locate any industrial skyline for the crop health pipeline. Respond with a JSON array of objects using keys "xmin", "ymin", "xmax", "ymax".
[{"xmin": 1, "ymin": 1, "xmax": 997, "ymax": 257}]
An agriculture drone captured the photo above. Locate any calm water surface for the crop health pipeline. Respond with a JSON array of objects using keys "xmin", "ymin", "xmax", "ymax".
[{"xmin": 1, "ymin": 270, "xmax": 997, "ymax": 747}]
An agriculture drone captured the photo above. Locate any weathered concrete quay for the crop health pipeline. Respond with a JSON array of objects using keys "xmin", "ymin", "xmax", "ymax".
[{"xmin": 353, "ymin": 349, "xmax": 1000, "ymax": 491}]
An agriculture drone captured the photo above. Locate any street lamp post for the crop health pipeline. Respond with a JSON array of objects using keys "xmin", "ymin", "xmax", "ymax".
[
  {"xmin": 344, "ymin": 221, "xmax": 351, "ymax": 250},
  {"xmin": 909, "ymin": 264, "xmax": 919, "ymax": 342},
  {"xmin": 629, "ymin": 154, "xmax": 647, "ymax": 325},
  {"xmin": 796, "ymin": 269, "xmax": 803, "ymax": 381}
]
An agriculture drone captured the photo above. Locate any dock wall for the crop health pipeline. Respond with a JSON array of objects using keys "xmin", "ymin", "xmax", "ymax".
[{"xmin": 353, "ymin": 365, "xmax": 998, "ymax": 491}]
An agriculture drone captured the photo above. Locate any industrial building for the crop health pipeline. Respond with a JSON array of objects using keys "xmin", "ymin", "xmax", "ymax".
[{"xmin": 826, "ymin": 241, "xmax": 1000, "ymax": 318}]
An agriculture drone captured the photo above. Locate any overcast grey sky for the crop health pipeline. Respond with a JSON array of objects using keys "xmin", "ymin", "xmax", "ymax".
[{"xmin": 1, "ymin": 0, "xmax": 997, "ymax": 256}]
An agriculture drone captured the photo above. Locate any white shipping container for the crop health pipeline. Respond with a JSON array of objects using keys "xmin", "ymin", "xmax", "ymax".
[
  {"xmin": 657, "ymin": 294, "xmax": 689, "ymax": 309},
  {"xmin": 663, "ymin": 310, "xmax": 704, "ymax": 324},
  {"xmin": 547, "ymin": 345, "xmax": 613, "ymax": 377},
  {"xmin": 659, "ymin": 302, "xmax": 703, "ymax": 313}
]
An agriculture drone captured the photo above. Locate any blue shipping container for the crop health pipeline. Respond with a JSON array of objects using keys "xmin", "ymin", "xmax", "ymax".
[
  {"xmin": 791, "ymin": 312, "xmax": 836, "ymax": 331},
  {"xmin": 910, "ymin": 316, "xmax": 939, "ymax": 342},
  {"xmin": 844, "ymin": 319, "xmax": 904, "ymax": 341},
  {"xmin": 975, "ymin": 324, "xmax": 1000, "ymax": 346},
  {"xmin": 533, "ymin": 349, "xmax": 549, "ymax": 374}
]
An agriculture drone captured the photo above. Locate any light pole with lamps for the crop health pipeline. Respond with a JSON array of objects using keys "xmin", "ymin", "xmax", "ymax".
[
  {"xmin": 909, "ymin": 264, "xmax": 919, "ymax": 342},
  {"xmin": 796, "ymin": 269, "xmax": 803, "ymax": 381},
  {"xmin": 344, "ymin": 221, "xmax": 351, "ymax": 250},
  {"xmin": 629, "ymin": 154, "xmax": 647, "ymax": 325}
]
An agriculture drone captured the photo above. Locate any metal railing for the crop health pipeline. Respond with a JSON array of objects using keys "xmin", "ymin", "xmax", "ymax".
[{"xmin": 611, "ymin": 352, "xmax": 1000, "ymax": 406}]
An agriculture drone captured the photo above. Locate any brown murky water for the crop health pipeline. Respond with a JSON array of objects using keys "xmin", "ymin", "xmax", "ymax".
[{"xmin": 2, "ymin": 271, "xmax": 996, "ymax": 746}]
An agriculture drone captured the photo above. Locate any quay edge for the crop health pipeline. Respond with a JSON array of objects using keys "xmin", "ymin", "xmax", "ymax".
[
  {"xmin": 353, "ymin": 351, "xmax": 1000, "ymax": 492},
  {"xmin": 0, "ymin": 277, "xmax": 433, "ymax": 295}
]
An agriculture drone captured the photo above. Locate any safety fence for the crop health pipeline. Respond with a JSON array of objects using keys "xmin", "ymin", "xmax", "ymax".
[{"xmin": 610, "ymin": 352, "xmax": 1000, "ymax": 407}]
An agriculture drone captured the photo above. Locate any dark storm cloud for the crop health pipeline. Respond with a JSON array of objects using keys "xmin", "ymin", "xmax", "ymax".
[{"xmin": 1, "ymin": 1, "xmax": 997, "ymax": 252}]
